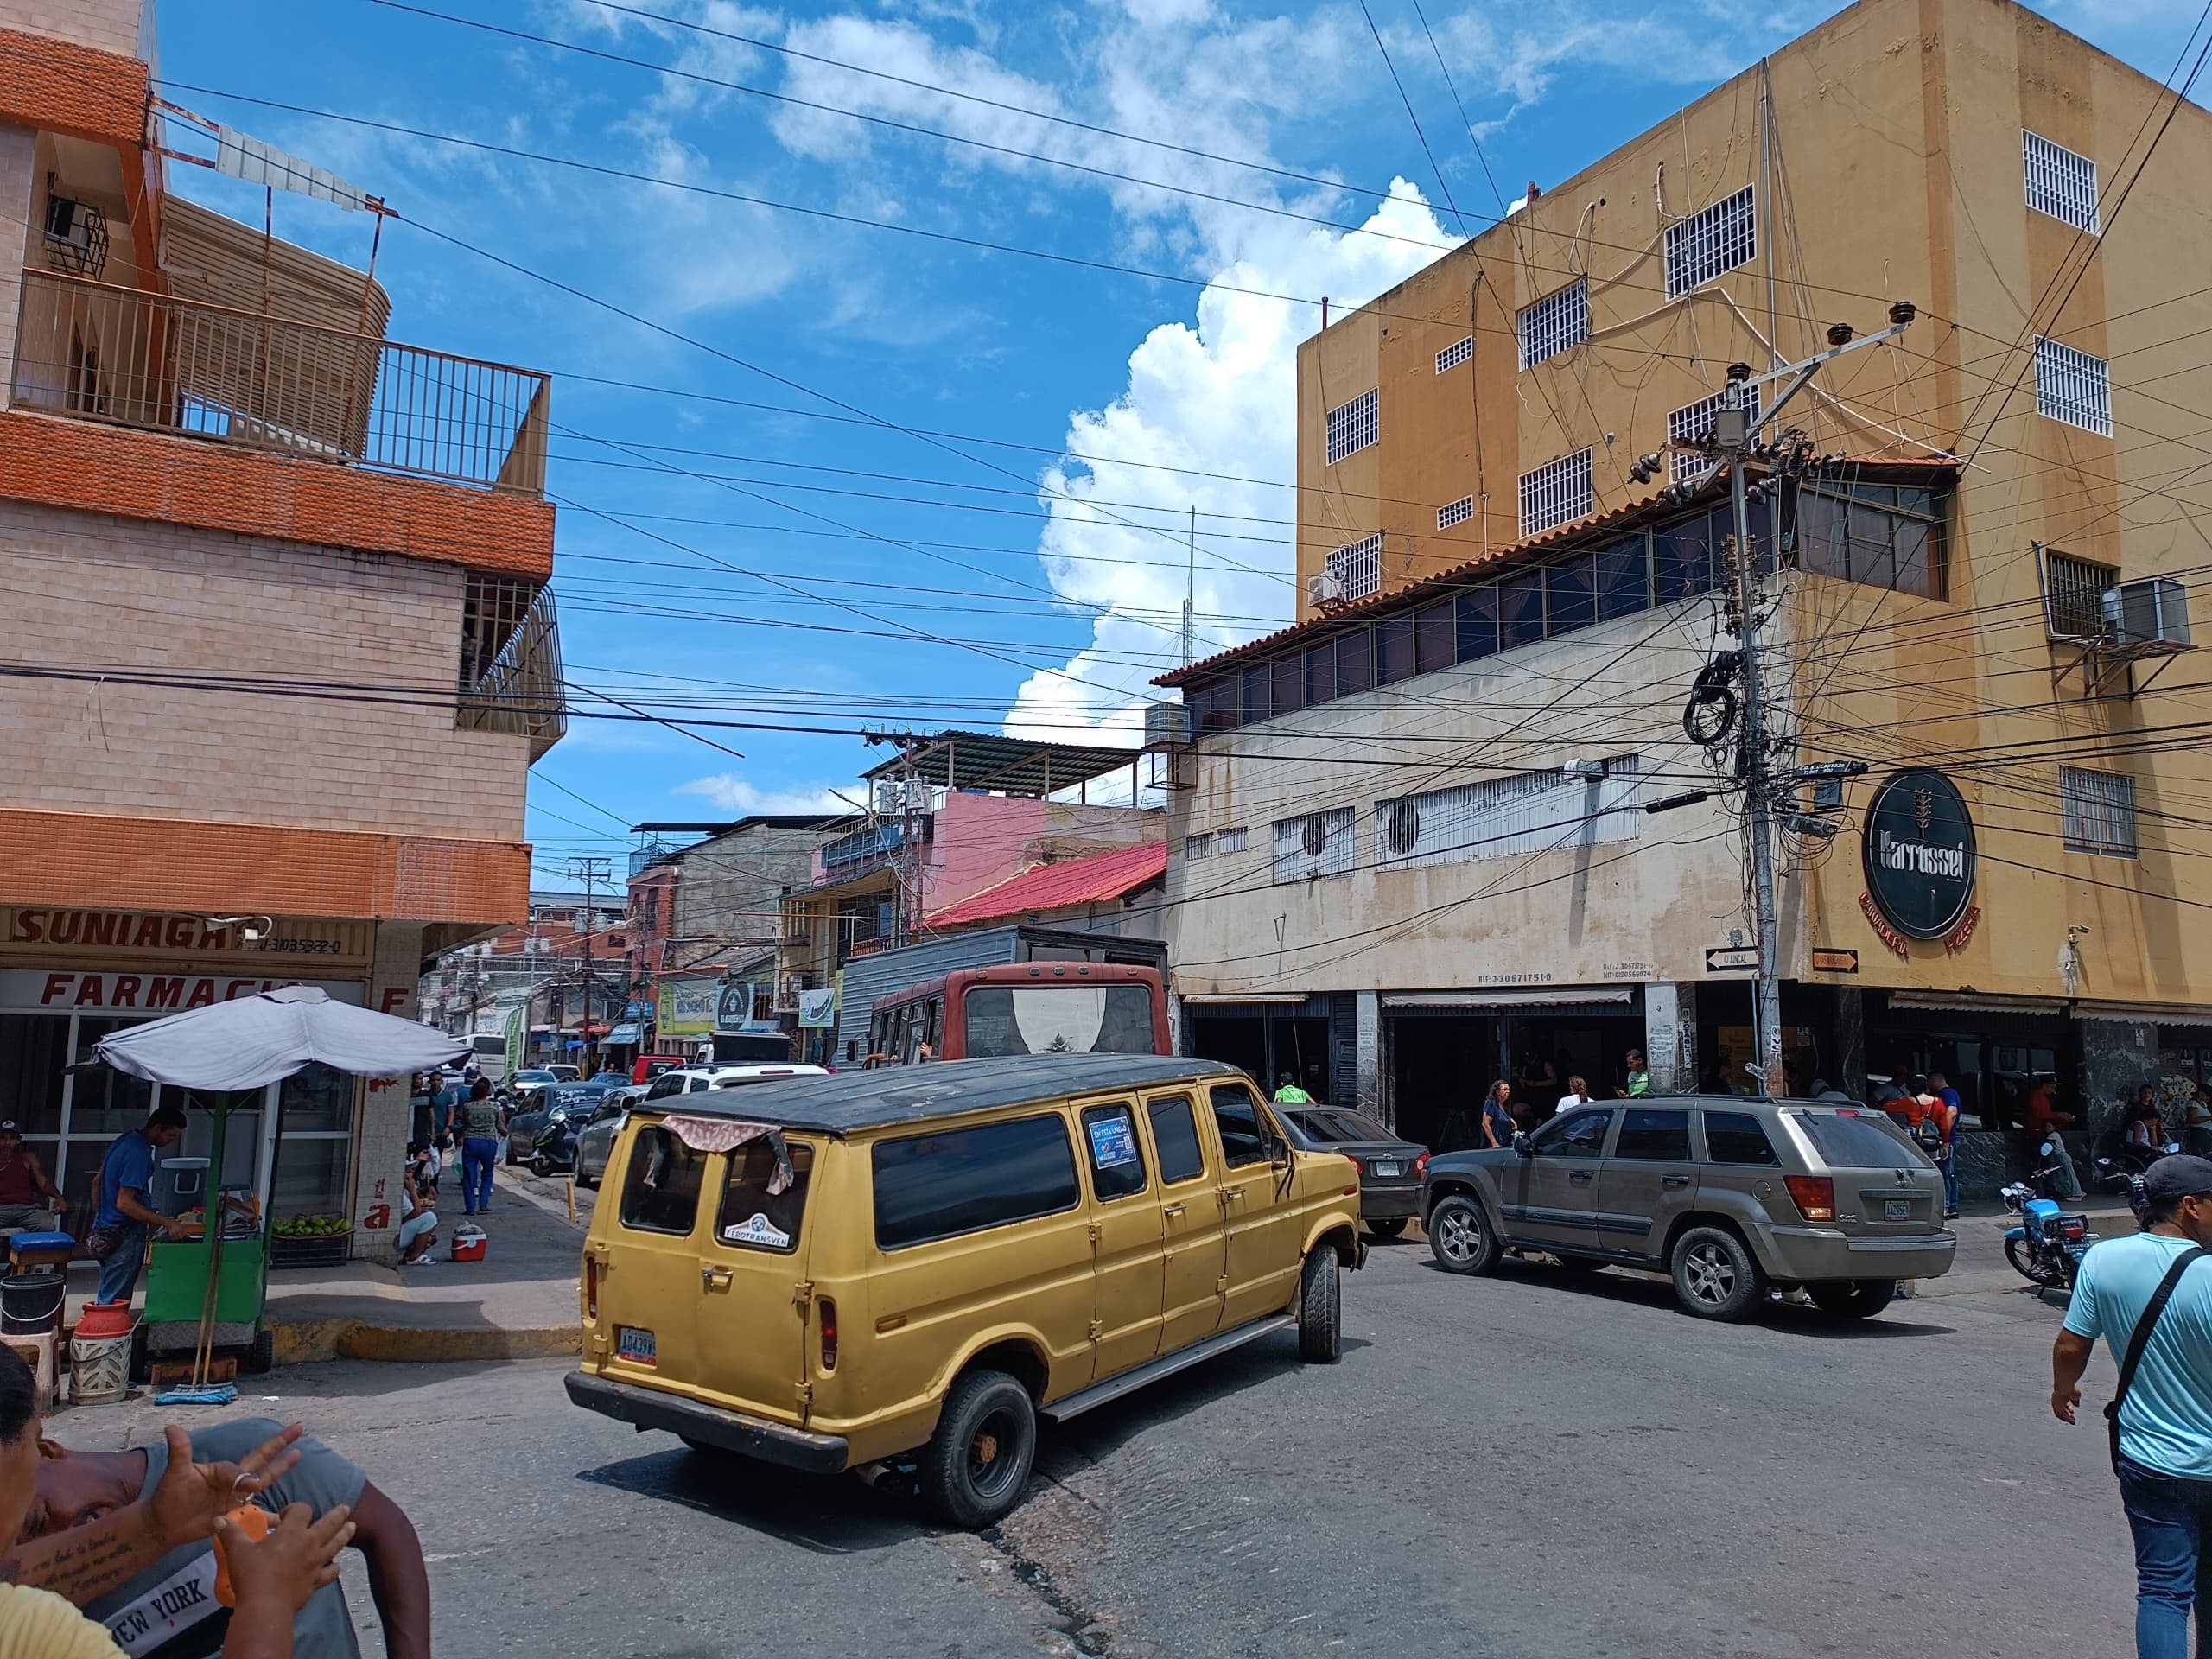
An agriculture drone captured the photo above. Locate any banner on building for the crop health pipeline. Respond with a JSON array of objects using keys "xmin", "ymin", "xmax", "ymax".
[
  {"xmin": 797, "ymin": 987, "xmax": 838, "ymax": 1029},
  {"xmin": 658, "ymin": 979, "xmax": 719, "ymax": 1037}
]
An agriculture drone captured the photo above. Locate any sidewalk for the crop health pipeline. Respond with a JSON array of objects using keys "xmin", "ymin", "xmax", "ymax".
[{"xmin": 63, "ymin": 1165, "xmax": 588, "ymax": 1365}]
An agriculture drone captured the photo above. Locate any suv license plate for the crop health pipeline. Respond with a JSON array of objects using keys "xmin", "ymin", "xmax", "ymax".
[
  {"xmin": 1372, "ymin": 1161, "xmax": 1401, "ymax": 1179},
  {"xmin": 616, "ymin": 1326, "xmax": 657, "ymax": 1366},
  {"xmin": 1882, "ymin": 1198, "xmax": 1911, "ymax": 1222}
]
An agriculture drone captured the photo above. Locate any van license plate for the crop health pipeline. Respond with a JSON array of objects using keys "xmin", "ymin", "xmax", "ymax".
[
  {"xmin": 1372, "ymin": 1161, "xmax": 1401, "ymax": 1179},
  {"xmin": 1883, "ymin": 1198, "xmax": 1911, "ymax": 1222},
  {"xmin": 615, "ymin": 1326, "xmax": 657, "ymax": 1366}
]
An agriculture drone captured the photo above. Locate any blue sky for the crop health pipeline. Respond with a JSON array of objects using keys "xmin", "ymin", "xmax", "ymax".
[{"xmin": 153, "ymin": 0, "xmax": 2190, "ymax": 880}]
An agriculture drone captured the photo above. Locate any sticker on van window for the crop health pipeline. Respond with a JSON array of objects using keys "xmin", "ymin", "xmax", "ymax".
[
  {"xmin": 722, "ymin": 1211, "xmax": 792, "ymax": 1249},
  {"xmin": 1087, "ymin": 1113, "xmax": 1139, "ymax": 1168}
]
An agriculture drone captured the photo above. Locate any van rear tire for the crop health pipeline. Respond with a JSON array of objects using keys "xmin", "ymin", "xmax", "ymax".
[
  {"xmin": 919, "ymin": 1368, "xmax": 1036, "ymax": 1529},
  {"xmin": 1298, "ymin": 1249, "xmax": 1342, "ymax": 1363}
]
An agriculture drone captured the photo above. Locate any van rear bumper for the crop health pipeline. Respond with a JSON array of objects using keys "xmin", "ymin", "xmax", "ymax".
[{"xmin": 564, "ymin": 1371, "xmax": 849, "ymax": 1475}]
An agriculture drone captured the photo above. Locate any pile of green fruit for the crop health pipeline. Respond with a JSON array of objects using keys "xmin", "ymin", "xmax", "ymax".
[{"xmin": 272, "ymin": 1215, "xmax": 352, "ymax": 1239}]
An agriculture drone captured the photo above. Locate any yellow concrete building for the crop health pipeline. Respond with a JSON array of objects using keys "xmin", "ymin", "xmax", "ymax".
[{"xmin": 1159, "ymin": 0, "xmax": 2212, "ymax": 1191}]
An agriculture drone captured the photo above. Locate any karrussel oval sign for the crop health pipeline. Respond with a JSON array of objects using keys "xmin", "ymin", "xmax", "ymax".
[{"xmin": 1862, "ymin": 767, "xmax": 1977, "ymax": 940}]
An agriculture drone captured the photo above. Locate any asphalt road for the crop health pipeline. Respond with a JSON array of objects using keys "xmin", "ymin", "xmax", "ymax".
[{"xmin": 67, "ymin": 1219, "xmax": 2141, "ymax": 1658}]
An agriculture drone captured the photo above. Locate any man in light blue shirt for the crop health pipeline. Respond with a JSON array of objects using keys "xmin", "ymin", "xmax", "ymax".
[{"xmin": 2054, "ymin": 1154, "xmax": 2212, "ymax": 1658}]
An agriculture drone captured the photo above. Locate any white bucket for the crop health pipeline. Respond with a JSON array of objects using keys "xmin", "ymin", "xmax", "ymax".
[{"xmin": 70, "ymin": 1332, "xmax": 131, "ymax": 1405}]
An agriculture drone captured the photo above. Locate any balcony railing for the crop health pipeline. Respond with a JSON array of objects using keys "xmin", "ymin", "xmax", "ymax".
[{"xmin": 10, "ymin": 268, "xmax": 550, "ymax": 495}]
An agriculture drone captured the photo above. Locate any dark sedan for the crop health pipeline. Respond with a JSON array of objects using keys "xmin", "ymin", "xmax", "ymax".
[
  {"xmin": 1274, "ymin": 1105, "xmax": 1429, "ymax": 1237},
  {"xmin": 505, "ymin": 1082, "xmax": 609, "ymax": 1170}
]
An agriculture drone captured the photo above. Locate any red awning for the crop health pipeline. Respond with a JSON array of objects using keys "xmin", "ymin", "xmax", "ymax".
[{"xmin": 926, "ymin": 842, "xmax": 1167, "ymax": 930}]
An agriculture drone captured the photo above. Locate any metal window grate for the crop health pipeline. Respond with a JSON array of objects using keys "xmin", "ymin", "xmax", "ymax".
[
  {"xmin": 1519, "ymin": 450, "xmax": 1593, "ymax": 537},
  {"xmin": 1668, "ymin": 386, "xmax": 1759, "ymax": 483},
  {"xmin": 2035, "ymin": 337, "xmax": 2112, "ymax": 436},
  {"xmin": 1664, "ymin": 186, "xmax": 1757, "ymax": 299},
  {"xmin": 1326, "ymin": 534, "xmax": 1383, "ymax": 601},
  {"xmin": 1271, "ymin": 806, "xmax": 1357, "ymax": 882},
  {"xmin": 1217, "ymin": 826, "xmax": 1249, "ymax": 853},
  {"xmin": 2024, "ymin": 131, "xmax": 2100, "ymax": 233},
  {"xmin": 1184, "ymin": 832, "xmax": 1213, "ymax": 861},
  {"xmin": 1435, "ymin": 335, "xmax": 1472, "ymax": 373},
  {"xmin": 1438, "ymin": 494, "xmax": 1475, "ymax": 531},
  {"xmin": 1376, "ymin": 758, "xmax": 1643, "ymax": 868},
  {"xmin": 2061, "ymin": 766, "xmax": 2137, "ymax": 856},
  {"xmin": 2041, "ymin": 548, "xmax": 2119, "ymax": 640},
  {"xmin": 1517, "ymin": 278, "xmax": 1588, "ymax": 370},
  {"xmin": 1324, "ymin": 387, "xmax": 1378, "ymax": 464}
]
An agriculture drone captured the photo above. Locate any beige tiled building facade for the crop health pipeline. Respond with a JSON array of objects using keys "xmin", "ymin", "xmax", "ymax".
[{"xmin": 0, "ymin": 0, "xmax": 557, "ymax": 1258}]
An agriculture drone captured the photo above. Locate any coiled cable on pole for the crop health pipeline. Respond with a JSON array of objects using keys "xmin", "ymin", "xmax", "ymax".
[{"xmin": 1681, "ymin": 650, "xmax": 1744, "ymax": 750}]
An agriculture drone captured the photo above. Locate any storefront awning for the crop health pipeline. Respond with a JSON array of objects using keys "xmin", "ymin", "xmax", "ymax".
[
  {"xmin": 605, "ymin": 1022, "xmax": 641, "ymax": 1044},
  {"xmin": 1180, "ymin": 994, "xmax": 1312, "ymax": 1006},
  {"xmin": 1383, "ymin": 988, "xmax": 1635, "ymax": 1010},
  {"xmin": 1886, "ymin": 992, "xmax": 2066, "ymax": 1015},
  {"xmin": 2077, "ymin": 1001, "xmax": 2212, "ymax": 1027}
]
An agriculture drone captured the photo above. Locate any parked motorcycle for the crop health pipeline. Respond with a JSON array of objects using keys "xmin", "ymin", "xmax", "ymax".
[
  {"xmin": 2094, "ymin": 1131, "xmax": 2183, "ymax": 1192},
  {"xmin": 2001, "ymin": 1141, "xmax": 2099, "ymax": 1289},
  {"xmin": 529, "ymin": 1107, "xmax": 582, "ymax": 1177}
]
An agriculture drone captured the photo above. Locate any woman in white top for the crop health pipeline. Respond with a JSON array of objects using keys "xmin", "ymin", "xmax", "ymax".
[{"xmin": 1556, "ymin": 1075, "xmax": 1594, "ymax": 1116}]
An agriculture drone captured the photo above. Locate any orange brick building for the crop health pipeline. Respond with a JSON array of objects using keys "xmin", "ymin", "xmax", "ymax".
[{"xmin": 0, "ymin": 1, "xmax": 559, "ymax": 1258}]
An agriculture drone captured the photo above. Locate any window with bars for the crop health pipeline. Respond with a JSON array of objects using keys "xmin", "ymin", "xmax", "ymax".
[
  {"xmin": 1184, "ymin": 832, "xmax": 1213, "ymax": 861},
  {"xmin": 1517, "ymin": 278, "xmax": 1588, "ymax": 369},
  {"xmin": 1325, "ymin": 534, "xmax": 1382, "ymax": 601},
  {"xmin": 1435, "ymin": 336, "xmax": 1472, "ymax": 373},
  {"xmin": 1664, "ymin": 186, "xmax": 1757, "ymax": 299},
  {"xmin": 1324, "ymin": 388, "xmax": 1378, "ymax": 464},
  {"xmin": 1217, "ymin": 826, "xmax": 1249, "ymax": 854},
  {"xmin": 2041, "ymin": 548, "xmax": 2119, "ymax": 640},
  {"xmin": 2024, "ymin": 131, "xmax": 2099, "ymax": 233},
  {"xmin": 2035, "ymin": 337, "xmax": 2112, "ymax": 436},
  {"xmin": 1438, "ymin": 495, "xmax": 1475, "ymax": 531},
  {"xmin": 1668, "ymin": 386, "xmax": 1760, "ymax": 483},
  {"xmin": 1272, "ymin": 807, "xmax": 1357, "ymax": 882},
  {"xmin": 1519, "ymin": 450, "xmax": 1593, "ymax": 537},
  {"xmin": 2061, "ymin": 766, "xmax": 2137, "ymax": 856}
]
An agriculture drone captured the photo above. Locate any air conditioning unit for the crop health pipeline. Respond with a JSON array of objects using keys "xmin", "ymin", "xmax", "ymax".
[
  {"xmin": 872, "ymin": 779, "xmax": 906, "ymax": 816},
  {"xmin": 1307, "ymin": 571, "xmax": 1344, "ymax": 607},
  {"xmin": 1144, "ymin": 702, "xmax": 1193, "ymax": 748},
  {"xmin": 2102, "ymin": 577, "xmax": 2191, "ymax": 650}
]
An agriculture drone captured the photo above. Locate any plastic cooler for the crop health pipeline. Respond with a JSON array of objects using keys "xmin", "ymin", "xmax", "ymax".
[{"xmin": 450, "ymin": 1224, "xmax": 487, "ymax": 1262}]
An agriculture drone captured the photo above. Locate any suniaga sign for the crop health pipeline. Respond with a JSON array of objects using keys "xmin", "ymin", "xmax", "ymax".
[{"xmin": 1861, "ymin": 767, "xmax": 1977, "ymax": 940}]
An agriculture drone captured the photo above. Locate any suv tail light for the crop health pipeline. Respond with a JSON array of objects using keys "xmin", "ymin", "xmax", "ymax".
[
  {"xmin": 1783, "ymin": 1175, "xmax": 1836, "ymax": 1222},
  {"xmin": 819, "ymin": 1298, "xmax": 838, "ymax": 1372}
]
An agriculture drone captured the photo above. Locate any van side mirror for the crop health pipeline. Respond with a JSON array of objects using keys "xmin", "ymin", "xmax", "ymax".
[{"xmin": 1512, "ymin": 1130, "xmax": 1534, "ymax": 1157}]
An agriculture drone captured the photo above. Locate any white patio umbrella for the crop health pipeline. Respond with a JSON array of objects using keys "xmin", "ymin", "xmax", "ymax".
[{"xmin": 94, "ymin": 985, "xmax": 467, "ymax": 1090}]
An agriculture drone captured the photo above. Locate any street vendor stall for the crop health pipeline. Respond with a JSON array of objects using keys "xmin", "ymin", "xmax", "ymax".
[{"xmin": 94, "ymin": 987, "xmax": 465, "ymax": 1382}]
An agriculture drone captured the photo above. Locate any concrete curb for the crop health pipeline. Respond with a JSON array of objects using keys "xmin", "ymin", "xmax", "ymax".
[{"xmin": 270, "ymin": 1318, "xmax": 580, "ymax": 1366}]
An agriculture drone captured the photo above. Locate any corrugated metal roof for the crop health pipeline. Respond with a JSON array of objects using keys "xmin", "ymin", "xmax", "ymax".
[
  {"xmin": 860, "ymin": 729, "xmax": 1141, "ymax": 794},
  {"xmin": 1154, "ymin": 458, "xmax": 1961, "ymax": 688},
  {"xmin": 926, "ymin": 842, "xmax": 1168, "ymax": 930}
]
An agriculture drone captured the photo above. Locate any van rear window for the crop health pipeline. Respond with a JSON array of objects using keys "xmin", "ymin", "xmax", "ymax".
[
  {"xmin": 620, "ymin": 1125, "xmax": 708, "ymax": 1234},
  {"xmin": 873, "ymin": 1113, "xmax": 1079, "ymax": 1251},
  {"xmin": 962, "ymin": 984, "xmax": 1155, "ymax": 1057},
  {"xmin": 1794, "ymin": 1110, "xmax": 1931, "ymax": 1169},
  {"xmin": 714, "ymin": 1138, "xmax": 814, "ymax": 1254}
]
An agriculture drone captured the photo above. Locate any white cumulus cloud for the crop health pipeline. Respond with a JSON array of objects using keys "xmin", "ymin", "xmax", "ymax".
[{"xmin": 676, "ymin": 772, "xmax": 866, "ymax": 815}]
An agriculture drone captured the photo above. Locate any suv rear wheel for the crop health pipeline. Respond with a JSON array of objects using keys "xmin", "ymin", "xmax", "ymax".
[
  {"xmin": 1297, "ymin": 1249, "xmax": 1341, "ymax": 1363},
  {"xmin": 1427, "ymin": 1193, "xmax": 1500, "ymax": 1275},
  {"xmin": 1807, "ymin": 1279, "xmax": 1897, "ymax": 1319},
  {"xmin": 1670, "ymin": 1226, "xmax": 1765, "ymax": 1321},
  {"xmin": 918, "ymin": 1368, "xmax": 1036, "ymax": 1529}
]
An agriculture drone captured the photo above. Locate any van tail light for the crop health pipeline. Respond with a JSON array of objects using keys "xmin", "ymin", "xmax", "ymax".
[
  {"xmin": 1783, "ymin": 1175, "xmax": 1836, "ymax": 1223},
  {"xmin": 583, "ymin": 1255, "xmax": 600, "ymax": 1323},
  {"xmin": 818, "ymin": 1298, "xmax": 838, "ymax": 1372}
]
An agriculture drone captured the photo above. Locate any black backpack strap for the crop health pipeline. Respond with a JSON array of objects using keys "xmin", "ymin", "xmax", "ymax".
[{"xmin": 2107, "ymin": 1245, "xmax": 2209, "ymax": 1471}]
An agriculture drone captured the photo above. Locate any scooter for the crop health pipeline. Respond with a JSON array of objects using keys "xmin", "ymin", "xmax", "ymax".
[
  {"xmin": 2094, "ymin": 1132, "xmax": 2183, "ymax": 1192},
  {"xmin": 529, "ymin": 1108, "xmax": 582, "ymax": 1177},
  {"xmin": 2000, "ymin": 1141, "xmax": 2099, "ymax": 1290}
]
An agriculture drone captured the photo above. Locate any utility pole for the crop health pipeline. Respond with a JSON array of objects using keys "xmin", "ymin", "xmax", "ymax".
[
  {"xmin": 1665, "ymin": 302, "xmax": 1919, "ymax": 1098},
  {"xmin": 1183, "ymin": 505, "xmax": 1197, "ymax": 667},
  {"xmin": 565, "ymin": 855, "xmax": 612, "ymax": 1075}
]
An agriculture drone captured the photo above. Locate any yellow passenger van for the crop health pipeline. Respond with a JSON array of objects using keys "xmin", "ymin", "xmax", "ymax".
[{"xmin": 566, "ymin": 1053, "xmax": 1365, "ymax": 1525}]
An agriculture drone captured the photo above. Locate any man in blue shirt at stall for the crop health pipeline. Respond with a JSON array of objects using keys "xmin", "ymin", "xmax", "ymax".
[
  {"xmin": 89, "ymin": 1103, "xmax": 192, "ymax": 1306},
  {"xmin": 2054, "ymin": 1154, "xmax": 2212, "ymax": 1657}
]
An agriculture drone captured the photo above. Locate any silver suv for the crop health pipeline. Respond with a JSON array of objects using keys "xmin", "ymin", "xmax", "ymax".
[{"xmin": 1419, "ymin": 1097, "xmax": 1955, "ymax": 1320}]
